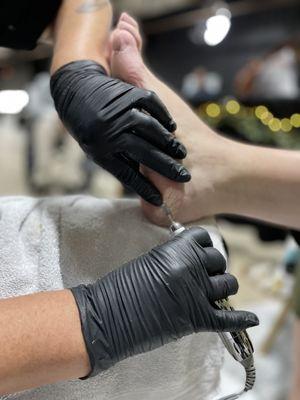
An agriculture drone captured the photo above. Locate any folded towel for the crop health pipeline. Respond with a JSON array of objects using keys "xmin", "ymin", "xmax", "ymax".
[{"xmin": 0, "ymin": 196, "xmax": 224, "ymax": 400}]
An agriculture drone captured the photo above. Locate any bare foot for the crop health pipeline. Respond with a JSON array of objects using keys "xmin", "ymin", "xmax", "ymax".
[
  {"xmin": 110, "ymin": 13, "xmax": 232, "ymax": 226},
  {"xmin": 110, "ymin": 13, "xmax": 144, "ymax": 88}
]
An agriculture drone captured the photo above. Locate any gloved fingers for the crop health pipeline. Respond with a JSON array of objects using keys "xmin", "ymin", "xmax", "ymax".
[
  {"xmin": 129, "ymin": 109, "xmax": 186, "ymax": 159},
  {"xmin": 209, "ymin": 274, "xmax": 239, "ymax": 301},
  {"xmin": 124, "ymin": 135, "xmax": 191, "ymax": 183},
  {"xmin": 213, "ymin": 309, "xmax": 259, "ymax": 332},
  {"xmin": 176, "ymin": 227, "xmax": 213, "ymax": 248},
  {"xmin": 102, "ymin": 155, "xmax": 163, "ymax": 206},
  {"xmin": 134, "ymin": 90, "xmax": 176, "ymax": 132},
  {"xmin": 204, "ymin": 247, "xmax": 227, "ymax": 275}
]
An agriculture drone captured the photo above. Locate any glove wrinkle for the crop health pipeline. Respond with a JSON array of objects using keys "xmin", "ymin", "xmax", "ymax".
[
  {"xmin": 71, "ymin": 227, "xmax": 258, "ymax": 378},
  {"xmin": 51, "ymin": 60, "xmax": 190, "ymax": 205}
]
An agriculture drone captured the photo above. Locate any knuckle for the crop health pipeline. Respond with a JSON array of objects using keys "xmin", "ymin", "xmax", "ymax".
[
  {"xmin": 130, "ymin": 108, "xmax": 140, "ymax": 118},
  {"xmin": 145, "ymin": 89, "xmax": 156, "ymax": 100}
]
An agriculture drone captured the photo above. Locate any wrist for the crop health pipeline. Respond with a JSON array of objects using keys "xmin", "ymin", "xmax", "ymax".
[
  {"xmin": 50, "ymin": 51, "xmax": 110, "ymax": 76},
  {"xmin": 51, "ymin": 53, "xmax": 109, "ymax": 75}
]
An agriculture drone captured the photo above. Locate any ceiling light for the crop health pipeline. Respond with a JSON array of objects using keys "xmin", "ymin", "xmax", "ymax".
[
  {"xmin": 0, "ymin": 90, "xmax": 29, "ymax": 114},
  {"xmin": 204, "ymin": 14, "xmax": 231, "ymax": 46}
]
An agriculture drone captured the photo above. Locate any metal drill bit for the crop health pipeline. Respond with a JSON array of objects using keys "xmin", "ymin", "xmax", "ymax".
[
  {"xmin": 161, "ymin": 203, "xmax": 185, "ymax": 235},
  {"xmin": 161, "ymin": 203, "xmax": 175, "ymax": 224}
]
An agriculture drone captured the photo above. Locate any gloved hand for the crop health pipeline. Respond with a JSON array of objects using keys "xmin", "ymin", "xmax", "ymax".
[
  {"xmin": 50, "ymin": 60, "xmax": 190, "ymax": 206},
  {"xmin": 71, "ymin": 227, "xmax": 259, "ymax": 378}
]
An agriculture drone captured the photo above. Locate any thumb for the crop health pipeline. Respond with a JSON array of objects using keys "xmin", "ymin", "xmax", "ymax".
[{"xmin": 214, "ymin": 309, "xmax": 259, "ymax": 332}]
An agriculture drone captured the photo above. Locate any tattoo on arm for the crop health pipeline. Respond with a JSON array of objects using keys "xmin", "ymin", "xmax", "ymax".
[{"xmin": 76, "ymin": 0, "xmax": 109, "ymax": 13}]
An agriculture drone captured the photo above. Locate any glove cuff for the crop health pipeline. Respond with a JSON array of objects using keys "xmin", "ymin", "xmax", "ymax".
[
  {"xmin": 50, "ymin": 60, "xmax": 108, "ymax": 117},
  {"xmin": 70, "ymin": 283, "xmax": 116, "ymax": 379},
  {"xmin": 49, "ymin": 60, "xmax": 108, "ymax": 145},
  {"xmin": 50, "ymin": 60, "xmax": 108, "ymax": 81}
]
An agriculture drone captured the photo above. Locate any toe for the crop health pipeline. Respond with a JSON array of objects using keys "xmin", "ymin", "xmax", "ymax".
[
  {"xmin": 120, "ymin": 12, "xmax": 139, "ymax": 28},
  {"xmin": 111, "ymin": 28, "xmax": 137, "ymax": 53},
  {"xmin": 117, "ymin": 21, "xmax": 142, "ymax": 51}
]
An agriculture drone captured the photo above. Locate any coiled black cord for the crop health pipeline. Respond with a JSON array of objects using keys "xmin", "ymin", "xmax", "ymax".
[
  {"xmin": 244, "ymin": 360, "xmax": 256, "ymax": 392},
  {"xmin": 217, "ymin": 356, "xmax": 256, "ymax": 400}
]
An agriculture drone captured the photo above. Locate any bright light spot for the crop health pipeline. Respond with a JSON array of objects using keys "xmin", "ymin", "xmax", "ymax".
[
  {"xmin": 268, "ymin": 118, "xmax": 281, "ymax": 132},
  {"xmin": 0, "ymin": 90, "xmax": 29, "ymax": 114},
  {"xmin": 290, "ymin": 113, "xmax": 300, "ymax": 128},
  {"xmin": 225, "ymin": 100, "xmax": 240, "ymax": 115},
  {"xmin": 280, "ymin": 118, "xmax": 292, "ymax": 132},
  {"xmin": 206, "ymin": 103, "xmax": 221, "ymax": 118},
  {"xmin": 255, "ymin": 105, "xmax": 268, "ymax": 119},
  {"xmin": 204, "ymin": 15, "xmax": 231, "ymax": 46},
  {"xmin": 261, "ymin": 112, "xmax": 273, "ymax": 125}
]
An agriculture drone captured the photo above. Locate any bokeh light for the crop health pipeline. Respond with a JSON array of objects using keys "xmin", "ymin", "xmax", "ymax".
[
  {"xmin": 290, "ymin": 113, "xmax": 300, "ymax": 128},
  {"xmin": 206, "ymin": 103, "xmax": 221, "ymax": 118},
  {"xmin": 268, "ymin": 118, "xmax": 281, "ymax": 132},
  {"xmin": 280, "ymin": 118, "xmax": 292, "ymax": 133},
  {"xmin": 255, "ymin": 105, "xmax": 268, "ymax": 119},
  {"xmin": 225, "ymin": 100, "xmax": 240, "ymax": 115}
]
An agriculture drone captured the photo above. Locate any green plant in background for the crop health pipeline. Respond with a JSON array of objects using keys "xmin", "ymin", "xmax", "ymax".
[{"xmin": 198, "ymin": 100, "xmax": 300, "ymax": 150}]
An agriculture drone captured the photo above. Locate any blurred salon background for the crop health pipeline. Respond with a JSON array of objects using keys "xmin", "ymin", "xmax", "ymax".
[{"xmin": 0, "ymin": 0, "xmax": 299, "ymax": 399}]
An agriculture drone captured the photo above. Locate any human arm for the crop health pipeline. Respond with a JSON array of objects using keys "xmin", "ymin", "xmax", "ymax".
[
  {"xmin": 50, "ymin": 0, "xmax": 190, "ymax": 206},
  {"xmin": 0, "ymin": 0, "xmax": 111, "ymax": 64},
  {"xmin": 0, "ymin": 1, "xmax": 189, "ymax": 206},
  {"xmin": 0, "ymin": 290, "xmax": 90, "ymax": 395},
  {"xmin": 0, "ymin": 228, "xmax": 258, "ymax": 395},
  {"xmin": 51, "ymin": 0, "xmax": 112, "ymax": 74}
]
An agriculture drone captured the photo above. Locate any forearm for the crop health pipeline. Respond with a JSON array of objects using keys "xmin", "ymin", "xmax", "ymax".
[
  {"xmin": 223, "ymin": 141, "xmax": 300, "ymax": 229},
  {"xmin": 51, "ymin": 0, "xmax": 112, "ymax": 74},
  {"xmin": 0, "ymin": 290, "xmax": 90, "ymax": 395}
]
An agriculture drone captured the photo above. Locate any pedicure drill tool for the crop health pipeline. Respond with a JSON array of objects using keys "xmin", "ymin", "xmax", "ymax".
[{"xmin": 161, "ymin": 203, "xmax": 256, "ymax": 400}]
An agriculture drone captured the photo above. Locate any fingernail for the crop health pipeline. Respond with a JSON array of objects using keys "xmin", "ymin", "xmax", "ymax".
[
  {"xmin": 179, "ymin": 168, "xmax": 191, "ymax": 182},
  {"xmin": 248, "ymin": 314, "xmax": 259, "ymax": 327},
  {"xmin": 169, "ymin": 120, "xmax": 177, "ymax": 132},
  {"xmin": 176, "ymin": 144, "xmax": 187, "ymax": 158}
]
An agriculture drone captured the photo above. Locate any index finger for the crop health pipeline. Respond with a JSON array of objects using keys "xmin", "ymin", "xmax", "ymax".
[{"xmin": 135, "ymin": 90, "xmax": 177, "ymax": 132}]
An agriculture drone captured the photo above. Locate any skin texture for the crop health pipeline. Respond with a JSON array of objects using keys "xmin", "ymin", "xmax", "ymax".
[
  {"xmin": 110, "ymin": 13, "xmax": 300, "ymax": 230},
  {"xmin": 51, "ymin": 0, "xmax": 112, "ymax": 74},
  {"xmin": 0, "ymin": 290, "xmax": 90, "ymax": 395}
]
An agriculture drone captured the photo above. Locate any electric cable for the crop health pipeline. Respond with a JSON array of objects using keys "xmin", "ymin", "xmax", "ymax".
[{"xmin": 161, "ymin": 203, "xmax": 257, "ymax": 400}]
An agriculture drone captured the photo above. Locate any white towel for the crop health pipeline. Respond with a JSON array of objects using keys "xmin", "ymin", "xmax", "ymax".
[{"xmin": 0, "ymin": 196, "xmax": 224, "ymax": 400}]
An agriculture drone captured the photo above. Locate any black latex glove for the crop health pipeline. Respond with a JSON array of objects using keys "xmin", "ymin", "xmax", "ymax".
[
  {"xmin": 50, "ymin": 60, "xmax": 191, "ymax": 206},
  {"xmin": 71, "ymin": 227, "xmax": 259, "ymax": 378}
]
